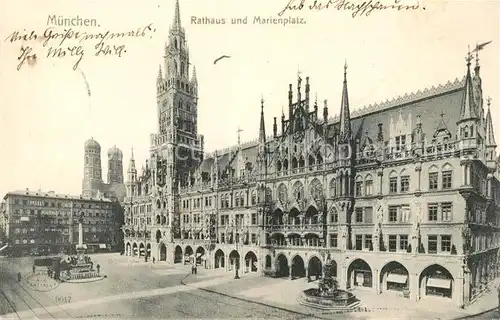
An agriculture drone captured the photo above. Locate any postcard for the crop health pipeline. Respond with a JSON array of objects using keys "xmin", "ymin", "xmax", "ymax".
[{"xmin": 0, "ymin": 0, "xmax": 499, "ymax": 319}]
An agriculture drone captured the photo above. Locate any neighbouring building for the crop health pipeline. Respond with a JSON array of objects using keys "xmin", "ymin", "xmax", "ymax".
[
  {"xmin": 122, "ymin": 0, "xmax": 500, "ymax": 308},
  {"xmin": 2, "ymin": 189, "xmax": 122, "ymax": 256}
]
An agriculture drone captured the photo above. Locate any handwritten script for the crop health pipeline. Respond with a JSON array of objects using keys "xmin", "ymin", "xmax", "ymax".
[
  {"xmin": 278, "ymin": 0, "xmax": 424, "ymax": 17},
  {"xmin": 4, "ymin": 24, "xmax": 156, "ymax": 71}
]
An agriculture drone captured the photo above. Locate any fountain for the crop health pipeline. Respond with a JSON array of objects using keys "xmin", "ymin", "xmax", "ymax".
[
  {"xmin": 298, "ymin": 255, "xmax": 360, "ymax": 311},
  {"xmin": 59, "ymin": 216, "xmax": 105, "ymax": 283}
]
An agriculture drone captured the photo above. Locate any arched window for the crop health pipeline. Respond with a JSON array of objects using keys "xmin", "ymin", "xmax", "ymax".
[
  {"xmin": 251, "ymin": 191, "xmax": 257, "ymax": 205},
  {"xmin": 330, "ymin": 178, "xmax": 337, "ymax": 197},
  {"xmin": 308, "ymin": 154, "xmax": 315, "ymax": 167},
  {"xmin": 235, "ymin": 193, "xmax": 240, "ymax": 207},
  {"xmin": 181, "ymin": 62, "xmax": 185, "ymax": 76},
  {"xmin": 316, "ymin": 152, "xmax": 323, "ymax": 164},
  {"xmin": 277, "ymin": 160, "xmax": 282, "ymax": 171},
  {"xmin": 389, "ymin": 170, "xmax": 398, "ymax": 194},
  {"xmin": 365, "ymin": 174, "xmax": 373, "ymax": 196},
  {"xmin": 283, "ymin": 159, "xmax": 289, "ymax": 171}
]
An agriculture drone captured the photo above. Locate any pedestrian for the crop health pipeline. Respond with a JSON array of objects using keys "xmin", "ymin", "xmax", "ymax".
[
  {"xmin": 152, "ymin": 257, "xmax": 155, "ymax": 264},
  {"xmin": 191, "ymin": 264, "xmax": 195, "ymax": 274},
  {"xmin": 17, "ymin": 272, "xmax": 21, "ymax": 282},
  {"xmin": 96, "ymin": 264, "xmax": 100, "ymax": 275},
  {"xmin": 194, "ymin": 264, "xmax": 197, "ymax": 275},
  {"xmin": 32, "ymin": 265, "xmax": 35, "ymax": 274}
]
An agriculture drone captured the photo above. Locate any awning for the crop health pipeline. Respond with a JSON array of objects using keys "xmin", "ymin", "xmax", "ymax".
[
  {"xmin": 196, "ymin": 253, "xmax": 203, "ymax": 258},
  {"xmin": 427, "ymin": 278, "xmax": 451, "ymax": 289},
  {"xmin": 20, "ymin": 216, "xmax": 30, "ymax": 222},
  {"xmin": 140, "ymin": 248, "xmax": 145, "ymax": 251},
  {"xmin": 387, "ymin": 274, "xmax": 408, "ymax": 284},
  {"xmin": 99, "ymin": 244, "xmax": 107, "ymax": 249}
]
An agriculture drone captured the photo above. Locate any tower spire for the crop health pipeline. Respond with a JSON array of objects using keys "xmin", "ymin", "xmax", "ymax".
[
  {"xmin": 459, "ymin": 48, "xmax": 478, "ymax": 122},
  {"xmin": 485, "ymin": 97, "xmax": 496, "ymax": 147},
  {"xmin": 339, "ymin": 60, "xmax": 351, "ymax": 141},
  {"xmin": 237, "ymin": 127, "xmax": 243, "ymax": 146},
  {"xmin": 191, "ymin": 66, "xmax": 197, "ymax": 83},
  {"xmin": 173, "ymin": 0, "xmax": 182, "ymax": 30},
  {"xmin": 259, "ymin": 96, "xmax": 266, "ymax": 143}
]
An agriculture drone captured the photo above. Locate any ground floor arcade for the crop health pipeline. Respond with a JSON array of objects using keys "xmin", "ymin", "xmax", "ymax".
[{"xmin": 122, "ymin": 239, "xmax": 499, "ymax": 308}]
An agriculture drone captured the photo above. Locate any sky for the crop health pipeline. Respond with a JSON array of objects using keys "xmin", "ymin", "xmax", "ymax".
[{"xmin": 0, "ymin": 0, "xmax": 499, "ymax": 199}]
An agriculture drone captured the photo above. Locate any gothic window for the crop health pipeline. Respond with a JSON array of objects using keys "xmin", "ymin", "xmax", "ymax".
[
  {"xmin": 299, "ymin": 156, "xmax": 305, "ymax": 167},
  {"xmin": 365, "ymin": 175, "xmax": 373, "ymax": 196},
  {"xmin": 265, "ymin": 187, "xmax": 273, "ymax": 203},
  {"xmin": 309, "ymin": 179, "xmax": 323, "ymax": 201},
  {"xmin": 316, "ymin": 152, "xmax": 323, "ymax": 164},
  {"xmin": 283, "ymin": 159, "xmax": 289, "ymax": 171},
  {"xmin": 251, "ymin": 191, "xmax": 257, "ymax": 205},
  {"xmin": 291, "ymin": 157, "xmax": 298, "ymax": 169},
  {"xmin": 174, "ymin": 61, "xmax": 178, "ymax": 74},
  {"xmin": 174, "ymin": 38, "xmax": 178, "ymax": 49},
  {"xmin": 330, "ymin": 178, "xmax": 337, "ymax": 197},
  {"xmin": 181, "ymin": 62, "xmax": 185, "ymax": 76},
  {"xmin": 277, "ymin": 184, "xmax": 288, "ymax": 205},
  {"xmin": 292, "ymin": 181, "xmax": 304, "ymax": 202},
  {"xmin": 277, "ymin": 160, "xmax": 282, "ymax": 171},
  {"xmin": 308, "ymin": 154, "xmax": 315, "ymax": 166}
]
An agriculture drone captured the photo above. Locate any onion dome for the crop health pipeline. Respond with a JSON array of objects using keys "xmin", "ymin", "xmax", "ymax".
[
  {"xmin": 108, "ymin": 145, "xmax": 123, "ymax": 158},
  {"xmin": 84, "ymin": 137, "xmax": 101, "ymax": 150}
]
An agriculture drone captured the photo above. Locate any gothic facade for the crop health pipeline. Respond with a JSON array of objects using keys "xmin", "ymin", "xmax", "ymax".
[{"xmin": 122, "ymin": 0, "xmax": 500, "ymax": 308}]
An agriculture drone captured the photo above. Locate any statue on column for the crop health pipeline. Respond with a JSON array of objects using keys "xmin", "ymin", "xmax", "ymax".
[
  {"xmin": 340, "ymin": 225, "xmax": 348, "ymax": 250},
  {"xmin": 461, "ymin": 225, "xmax": 471, "ymax": 254}
]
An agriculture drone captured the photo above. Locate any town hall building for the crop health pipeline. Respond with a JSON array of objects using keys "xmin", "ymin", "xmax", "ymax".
[{"xmin": 122, "ymin": 0, "xmax": 500, "ymax": 308}]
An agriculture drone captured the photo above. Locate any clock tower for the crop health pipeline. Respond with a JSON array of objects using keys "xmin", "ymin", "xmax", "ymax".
[{"xmin": 151, "ymin": 0, "xmax": 204, "ymax": 241}]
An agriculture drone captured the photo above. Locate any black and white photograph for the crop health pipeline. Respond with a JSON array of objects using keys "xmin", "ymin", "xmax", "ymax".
[{"xmin": 0, "ymin": 0, "xmax": 499, "ymax": 318}]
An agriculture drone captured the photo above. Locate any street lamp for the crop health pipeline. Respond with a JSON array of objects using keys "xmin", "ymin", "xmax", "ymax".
[{"xmin": 233, "ymin": 223, "xmax": 240, "ymax": 279}]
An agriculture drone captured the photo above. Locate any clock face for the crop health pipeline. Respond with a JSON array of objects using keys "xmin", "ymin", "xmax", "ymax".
[{"xmin": 293, "ymin": 131, "xmax": 304, "ymax": 143}]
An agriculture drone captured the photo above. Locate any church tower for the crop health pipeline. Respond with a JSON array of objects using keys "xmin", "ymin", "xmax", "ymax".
[
  {"xmin": 150, "ymin": 0, "xmax": 203, "ymax": 240},
  {"xmin": 82, "ymin": 137, "xmax": 103, "ymax": 198},
  {"xmin": 107, "ymin": 146, "xmax": 124, "ymax": 184}
]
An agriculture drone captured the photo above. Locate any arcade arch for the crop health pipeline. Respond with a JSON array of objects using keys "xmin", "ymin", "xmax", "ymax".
[
  {"xmin": 174, "ymin": 245, "xmax": 183, "ymax": 264},
  {"xmin": 291, "ymin": 255, "xmax": 306, "ymax": 279},
  {"xmin": 214, "ymin": 249, "xmax": 225, "ymax": 269},
  {"xmin": 244, "ymin": 251, "xmax": 258, "ymax": 273},
  {"xmin": 380, "ymin": 261, "xmax": 409, "ymax": 293},
  {"xmin": 419, "ymin": 264, "xmax": 454, "ymax": 299},
  {"xmin": 308, "ymin": 256, "xmax": 322, "ymax": 280},
  {"xmin": 347, "ymin": 258, "xmax": 373, "ymax": 288},
  {"xmin": 159, "ymin": 243, "xmax": 167, "ymax": 261},
  {"xmin": 275, "ymin": 254, "xmax": 289, "ymax": 278},
  {"xmin": 185, "ymin": 246, "xmax": 194, "ymax": 264},
  {"xmin": 196, "ymin": 247, "xmax": 206, "ymax": 267}
]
